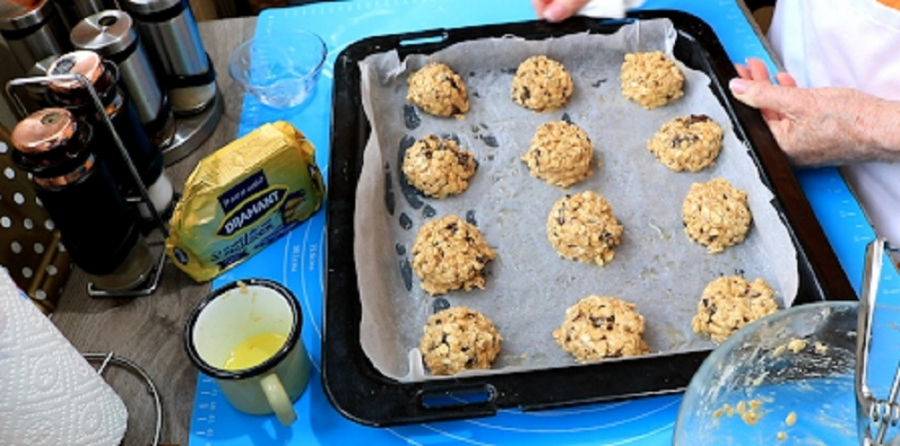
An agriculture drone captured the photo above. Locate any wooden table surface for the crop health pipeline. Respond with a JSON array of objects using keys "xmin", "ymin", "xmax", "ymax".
[{"xmin": 51, "ymin": 17, "xmax": 257, "ymax": 446}]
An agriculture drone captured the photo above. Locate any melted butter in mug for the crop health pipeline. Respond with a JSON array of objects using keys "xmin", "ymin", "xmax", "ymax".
[{"xmin": 222, "ymin": 332, "xmax": 288, "ymax": 371}]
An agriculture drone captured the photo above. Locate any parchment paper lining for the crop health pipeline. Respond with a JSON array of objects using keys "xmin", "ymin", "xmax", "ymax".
[{"xmin": 354, "ymin": 19, "xmax": 799, "ymax": 382}]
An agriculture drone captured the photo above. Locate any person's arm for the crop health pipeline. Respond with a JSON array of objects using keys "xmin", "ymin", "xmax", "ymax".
[
  {"xmin": 730, "ymin": 58, "xmax": 900, "ymax": 166},
  {"xmin": 533, "ymin": 0, "xmax": 592, "ymax": 21}
]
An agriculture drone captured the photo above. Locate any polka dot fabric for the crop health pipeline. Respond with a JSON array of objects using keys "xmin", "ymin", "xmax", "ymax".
[{"xmin": 0, "ymin": 141, "xmax": 72, "ymax": 313}]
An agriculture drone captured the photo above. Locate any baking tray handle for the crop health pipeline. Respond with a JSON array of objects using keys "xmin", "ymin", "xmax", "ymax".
[{"xmin": 416, "ymin": 383, "xmax": 498, "ymax": 412}]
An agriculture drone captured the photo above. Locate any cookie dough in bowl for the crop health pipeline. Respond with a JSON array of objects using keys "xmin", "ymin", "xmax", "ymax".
[
  {"xmin": 691, "ymin": 275, "xmax": 779, "ymax": 343},
  {"xmin": 420, "ymin": 306, "xmax": 503, "ymax": 375},
  {"xmin": 402, "ymin": 134, "xmax": 477, "ymax": 198},
  {"xmin": 521, "ymin": 121, "xmax": 594, "ymax": 188},
  {"xmin": 511, "ymin": 55, "xmax": 574, "ymax": 112},
  {"xmin": 411, "ymin": 215, "xmax": 496, "ymax": 296},
  {"xmin": 406, "ymin": 62, "xmax": 470, "ymax": 117},
  {"xmin": 682, "ymin": 178, "xmax": 752, "ymax": 254},
  {"xmin": 620, "ymin": 51, "xmax": 685, "ymax": 109},
  {"xmin": 546, "ymin": 191, "xmax": 623, "ymax": 267},
  {"xmin": 553, "ymin": 295, "xmax": 650, "ymax": 362},
  {"xmin": 647, "ymin": 114, "xmax": 724, "ymax": 172}
]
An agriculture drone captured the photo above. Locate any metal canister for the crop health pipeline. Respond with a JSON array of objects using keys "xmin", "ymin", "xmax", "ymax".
[
  {"xmin": 70, "ymin": 9, "xmax": 176, "ymax": 149},
  {"xmin": 0, "ymin": 0, "xmax": 70, "ymax": 76},
  {"xmin": 44, "ymin": 50, "xmax": 174, "ymax": 223},
  {"xmin": 119, "ymin": 0, "xmax": 217, "ymax": 115},
  {"xmin": 52, "ymin": 0, "xmax": 114, "ymax": 29},
  {"xmin": 9, "ymin": 107, "xmax": 153, "ymax": 292}
]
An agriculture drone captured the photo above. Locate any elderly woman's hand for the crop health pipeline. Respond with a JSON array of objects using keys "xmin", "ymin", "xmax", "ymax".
[
  {"xmin": 532, "ymin": 0, "xmax": 591, "ymax": 21},
  {"xmin": 730, "ymin": 58, "xmax": 900, "ymax": 166}
]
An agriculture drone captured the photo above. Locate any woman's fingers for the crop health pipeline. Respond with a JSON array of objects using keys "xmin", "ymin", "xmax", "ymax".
[
  {"xmin": 538, "ymin": 0, "xmax": 591, "ymax": 21},
  {"xmin": 533, "ymin": 0, "xmax": 551, "ymax": 17},
  {"xmin": 746, "ymin": 58, "xmax": 772, "ymax": 82},
  {"xmin": 775, "ymin": 72, "xmax": 798, "ymax": 87}
]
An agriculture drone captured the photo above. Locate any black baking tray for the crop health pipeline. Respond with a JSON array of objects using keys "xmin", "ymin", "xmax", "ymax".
[{"xmin": 324, "ymin": 10, "xmax": 856, "ymax": 426}]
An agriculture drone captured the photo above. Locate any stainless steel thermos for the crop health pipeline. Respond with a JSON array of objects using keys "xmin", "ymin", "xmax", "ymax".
[
  {"xmin": 119, "ymin": 0, "xmax": 217, "ymax": 114},
  {"xmin": 9, "ymin": 107, "xmax": 154, "ymax": 292},
  {"xmin": 0, "ymin": 0, "xmax": 70, "ymax": 76},
  {"xmin": 70, "ymin": 9, "xmax": 177, "ymax": 149},
  {"xmin": 52, "ymin": 0, "xmax": 114, "ymax": 29}
]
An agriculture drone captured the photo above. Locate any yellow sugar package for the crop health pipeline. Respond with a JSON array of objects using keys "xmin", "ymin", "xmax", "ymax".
[{"xmin": 166, "ymin": 121, "xmax": 325, "ymax": 282}]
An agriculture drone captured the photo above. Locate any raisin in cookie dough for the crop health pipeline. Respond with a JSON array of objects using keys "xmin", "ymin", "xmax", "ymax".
[
  {"xmin": 691, "ymin": 276, "xmax": 779, "ymax": 343},
  {"xmin": 411, "ymin": 215, "xmax": 496, "ymax": 296},
  {"xmin": 553, "ymin": 295, "xmax": 650, "ymax": 362},
  {"xmin": 406, "ymin": 62, "xmax": 470, "ymax": 118},
  {"xmin": 521, "ymin": 121, "xmax": 594, "ymax": 187},
  {"xmin": 547, "ymin": 191, "xmax": 623, "ymax": 267},
  {"xmin": 420, "ymin": 306, "xmax": 502, "ymax": 375},
  {"xmin": 648, "ymin": 114, "xmax": 724, "ymax": 172},
  {"xmin": 402, "ymin": 135, "xmax": 477, "ymax": 198},
  {"xmin": 620, "ymin": 51, "xmax": 685, "ymax": 109},
  {"xmin": 511, "ymin": 55, "xmax": 574, "ymax": 112},
  {"xmin": 682, "ymin": 178, "xmax": 752, "ymax": 254}
]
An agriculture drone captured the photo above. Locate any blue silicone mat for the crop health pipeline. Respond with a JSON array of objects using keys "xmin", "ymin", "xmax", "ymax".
[{"xmin": 189, "ymin": 1, "xmax": 900, "ymax": 445}]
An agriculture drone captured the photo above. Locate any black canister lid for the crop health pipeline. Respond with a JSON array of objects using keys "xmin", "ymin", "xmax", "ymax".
[
  {"xmin": 0, "ymin": 0, "xmax": 53, "ymax": 31},
  {"xmin": 71, "ymin": 10, "xmax": 137, "ymax": 56}
]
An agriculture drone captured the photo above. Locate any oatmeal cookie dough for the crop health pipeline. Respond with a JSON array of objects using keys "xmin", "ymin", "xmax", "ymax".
[
  {"xmin": 647, "ymin": 114, "xmax": 724, "ymax": 172},
  {"xmin": 620, "ymin": 51, "xmax": 685, "ymax": 109},
  {"xmin": 420, "ymin": 306, "xmax": 502, "ymax": 375},
  {"xmin": 406, "ymin": 62, "xmax": 470, "ymax": 117},
  {"xmin": 521, "ymin": 121, "xmax": 594, "ymax": 187},
  {"xmin": 511, "ymin": 55, "xmax": 574, "ymax": 112},
  {"xmin": 553, "ymin": 295, "xmax": 650, "ymax": 362},
  {"xmin": 691, "ymin": 275, "xmax": 779, "ymax": 343},
  {"xmin": 402, "ymin": 135, "xmax": 477, "ymax": 198},
  {"xmin": 547, "ymin": 191, "xmax": 623, "ymax": 267},
  {"xmin": 682, "ymin": 178, "xmax": 752, "ymax": 254},
  {"xmin": 411, "ymin": 215, "xmax": 496, "ymax": 295}
]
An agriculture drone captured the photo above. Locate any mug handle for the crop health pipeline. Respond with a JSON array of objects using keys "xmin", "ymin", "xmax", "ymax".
[{"xmin": 260, "ymin": 373, "xmax": 297, "ymax": 426}]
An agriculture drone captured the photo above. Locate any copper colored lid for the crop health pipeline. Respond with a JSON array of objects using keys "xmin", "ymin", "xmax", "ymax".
[
  {"xmin": 46, "ymin": 50, "xmax": 104, "ymax": 92},
  {"xmin": 11, "ymin": 108, "xmax": 77, "ymax": 154}
]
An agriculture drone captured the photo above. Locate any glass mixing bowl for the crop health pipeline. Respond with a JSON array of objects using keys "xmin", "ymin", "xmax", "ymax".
[
  {"xmin": 228, "ymin": 29, "xmax": 326, "ymax": 109},
  {"xmin": 673, "ymin": 301, "xmax": 861, "ymax": 445}
]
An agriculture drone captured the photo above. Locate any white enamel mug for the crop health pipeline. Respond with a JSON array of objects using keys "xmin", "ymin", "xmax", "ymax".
[{"xmin": 184, "ymin": 279, "xmax": 311, "ymax": 426}]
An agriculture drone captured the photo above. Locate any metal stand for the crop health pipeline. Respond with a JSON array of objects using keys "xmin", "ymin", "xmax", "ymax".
[
  {"xmin": 83, "ymin": 352, "xmax": 163, "ymax": 446},
  {"xmin": 856, "ymin": 238, "xmax": 900, "ymax": 446},
  {"xmin": 5, "ymin": 73, "xmax": 168, "ymax": 297}
]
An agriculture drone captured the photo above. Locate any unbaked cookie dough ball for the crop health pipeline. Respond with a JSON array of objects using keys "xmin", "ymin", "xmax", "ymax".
[
  {"xmin": 411, "ymin": 215, "xmax": 496, "ymax": 296},
  {"xmin": 521, "ymin": 121, "xmax": 594, "ymax": 187},
  {"xmin": 620, "ymin": 51, "xmax": 685, "ymax": 109},
  {"xmin": 682, "ymin": 178, "xmax": 752, "ymax": 254},
  {"xmin": 647, "ymin": 114, "xmax": 724, "ymax": 172},
  {"xmin": 407, "ymin": 62, "xmax": 470, "ymax": 117},
  {"xmin": 553, "ymin": 295, "xmax": 650, "ymax": 362},
  {"xmin": 546, "ymin": 191, "xmax": 623, "ymax": 267},
  {"xmin": 691, "ymin": 276, "xmax": 778, "ymax": 343},
  {"xmin": 420, "ymin": 306, "xmax": 502, "ymax": 375},
  {"xmin": 402, "ymin": 135, "xmax": 477, "ymax": 198},
  {"xmin": 511, "ymin": 55, "xmax": 574, "ymax": 112}
]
